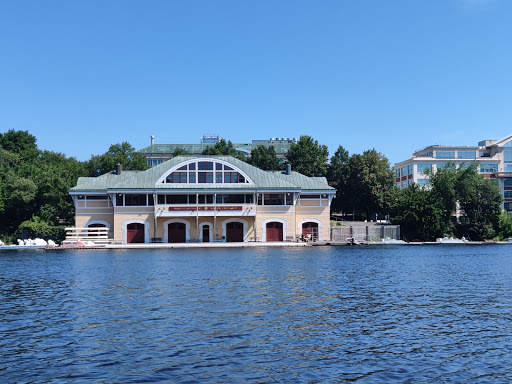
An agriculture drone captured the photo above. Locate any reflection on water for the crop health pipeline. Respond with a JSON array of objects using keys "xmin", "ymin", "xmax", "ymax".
[{"xmin": 1, "ymin": 245, "xmax": 512, "ymax": 382}]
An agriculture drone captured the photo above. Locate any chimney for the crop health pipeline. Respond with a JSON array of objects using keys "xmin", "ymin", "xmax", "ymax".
[
  {"xmin": 116, "ymin": 163, "xmax": 122, "ymax": 175},
  {"xmin": 285, "ymin": 164, "xmax": 291, "ymax": 175},
  {"xmin": 151, "ymin": 135, "xmax": 155, "ymax": 145}
]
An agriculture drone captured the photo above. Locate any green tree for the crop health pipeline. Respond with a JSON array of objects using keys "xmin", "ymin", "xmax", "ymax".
[
  {"xmin": 0, "ymin": 129, "xmax": 39, "ymax": 162},
  {"xmin": 497, "ymin": 211, "xmax": 512, "ymax": 240},
  {"xmin": 87, "ymin": 142, "xmax": 148, "ymax": 177},
  {"xmin": 172, "ymin": 147, "xmax": 190, "ymax": 157},
  {"xmin": 345, "ymin": 149, "xmax": 395, "ymax": 220},
  {"xmin": 247, "ymin": 145, "xmax": 281, "ymax": 170},
  {"xmin": 286, "ymin": 136, "xmax": 329, "ymax": 177},
  {"xmin": 327, "ymin": 146, "xmax": 350, "ymax": 213},
  {"xmin": 391, "ymin": 183, "xmax": 444, "ymax": 241},
  {"xmin": 425, "ymin": 162, "xmax": 502, "ymax": 240},
  {"xmin": 202, "ymin": 139, "xmax": 245, "ymax": 160}
]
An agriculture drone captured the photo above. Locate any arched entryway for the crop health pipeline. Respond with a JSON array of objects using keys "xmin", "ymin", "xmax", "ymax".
[
  {"xmin": 127, "ymin": 223, "xmax": 145, "ymax": 243},
  {"xmin": 168, "ymin": 222, "xmax": 186, "ymax": 243},
  {"xmin": 266, "ymin": 222, "xmax": 283, "ymax": 242},
  {"xmin": 226, "ymin": 222, "xmax": 244, "ymax": 242},
  {"xmin": 302, "ymin": 222, "xmax": 319, "ymax": 241}
]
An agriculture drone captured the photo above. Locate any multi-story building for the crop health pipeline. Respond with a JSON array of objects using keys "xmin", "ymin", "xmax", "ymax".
[
  {"xmin": 140, "ymin": 135, "xmax": 298, "ymax": 167},
  {"xmin": 394, "ymin": 134, "xmax": 512, "ymax": 211},
  {"xmin": 69, "ymin": 155, "xmax": 335, "ymax": 243}
]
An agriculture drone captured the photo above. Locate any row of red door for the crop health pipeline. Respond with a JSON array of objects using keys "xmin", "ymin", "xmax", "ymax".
[
  {"xmin": 126, "ymin": 221, "xmax": 319, "ymax": 243},
  {"xmin": 126, "ymin": 222, "xmax": 245, "ymax": 243}
]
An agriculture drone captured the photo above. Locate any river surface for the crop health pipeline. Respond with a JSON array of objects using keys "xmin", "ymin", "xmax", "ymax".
[{"xmin": 1, "ymin": 245, "xmax": 512, "ymax": 383}]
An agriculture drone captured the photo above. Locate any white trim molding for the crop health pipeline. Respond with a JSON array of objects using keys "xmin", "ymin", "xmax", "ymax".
[
  {"xmin": 122, "ymin": 219, "xmax": 150, "ymax": 244},
  {"xmin": 163, "ymin": 218, "xmax": 191, "ymax": 243},
  {"xmin": 222, "ymin": 218, "xmax": 249, "ymax": 242},
  {"xmin": 261, "ymin": 218, "xmax": 288, "ymax": 242},
  {"xmin": 297, "ymin": 218, "xmax": 323, "ymax": 241}
]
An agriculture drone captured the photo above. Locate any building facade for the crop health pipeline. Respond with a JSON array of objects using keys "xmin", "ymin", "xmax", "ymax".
[
  {"xmin": 140, "ymin": 135, "xmax": 298, "ymax": 167},
  {"xmin": 394, "ymin": 135, "xmax": 512, "ymax": 211},
  {"xmin": 69, "ymin": 156, "xmax": 335, "ymax": 243}
]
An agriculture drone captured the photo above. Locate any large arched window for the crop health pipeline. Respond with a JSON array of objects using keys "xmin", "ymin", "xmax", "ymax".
[{"xmin": 157, "ymin": 159, "xmax": 253, "ymax": 185}]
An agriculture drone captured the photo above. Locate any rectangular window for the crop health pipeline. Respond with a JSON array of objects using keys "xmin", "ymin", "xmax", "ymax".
[
  {"xmin": 286, "ymin": 193, "xmax": 293, "ymax": 205},
  {"xmin": 125, "ymin": 194, "xmax": 147, "ymax": 206},
  {"xmin": 505, "ymin": 191, "xmax": 512, "ymax": 199},
  {"xmin": 216, "ymin": 163, "xmax": 222, "ymax": 170},
  {"xmin": 245, "ymin": 194, "xmax": 254, "ymax": 204},
  {"xmin": 216, "ymin": 194, "xmax": 223, "ymax": 204},
  {"xmin": 395, "ymin": 169, "xmax": 400, "ymax": 178},
  {"xmin": 401, "ymin": 181, "xmax": 407, "ymax": 188},
  {"xmin": 417, "ymin": 179, "xmax": 430, "ymax": 186},
  {"xmin": 189, "ymin": 172, "xmax": 196, "ymax": 183},
  {"xmin": 189, "ymin": 163, "xmax": 196, "ymax": 170},
  {"xmin": 264, "ymin": 194, "xmax": 285, "ymax": 205},
  {"xmin": 401, "ymin": 166, "xmax": 407, "ymax": 176},
  {"xmin": 116, "ymin": 194, "xmax": 124, "ymax": 206},
  {"xmin": 457, "ymin": 151, "xmax": 476, "ymax": 159},
  {"xmin": 198, "ymin": 194, "xmax": 213, "ymax": 204},
  {"xmin": 436, "ymin": 151, "xmax": 455, "ymax": 159},
  {"xmin": 148, "ymin": 194, "xmax": 154, "ymax": 206},
  {"xmin": 223, "ymin": 194, "xmax": 245, "ymax": 204},
  {"xmin": 198, "ymin": 172, "xmax": 213, "ymax": 183},
  {"xmin": 480, "ymin": 163, "xmax": 498, "ymax": 173},
  {"xmin": 257, "ymin": 194, "xmax": 262, "ymax": 205},
  {"xmin": 167, "ymin": 195, "xmax": 188, "ymax": 204},
  {"xmin": 157, "ymin": 195, "xmax": 165, "ymax": 204},
  {"xmin": 198, "ymin": 161, "xmax": 213, "ymax": 170},
  {"xmin": 417, "ymin": 163, "xmax": 432, "ymax": 174},
  {"xmin": 504, "ymin": 178, "xmax": 512, "ymax": 187},
  {"xmin": 189, "ymin": 194, "xmax": 196, "ymax": 204},
  {"xmin": 216, "ymin": 172, "xmax": 222, "ymax": 183}
]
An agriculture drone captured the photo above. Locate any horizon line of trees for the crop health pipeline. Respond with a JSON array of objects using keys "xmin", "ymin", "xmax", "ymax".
[{"xmin": 0, "ymin": 129, "xmax": 510, "ymax": 243}]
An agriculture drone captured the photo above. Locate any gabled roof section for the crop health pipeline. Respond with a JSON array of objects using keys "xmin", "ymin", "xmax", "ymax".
[
  {"xmin": 71, "ymin": 156, "xmax": 324, "ymax": 192},
  {"xmin": 70, "ymin": 171, "xmax": 142, "ymax": 192}
]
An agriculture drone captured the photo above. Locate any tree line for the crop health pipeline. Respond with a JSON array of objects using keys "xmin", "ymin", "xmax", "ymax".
[{"xmin": 0, "ymin": 129, "xmax": 510, "ymax": 242}]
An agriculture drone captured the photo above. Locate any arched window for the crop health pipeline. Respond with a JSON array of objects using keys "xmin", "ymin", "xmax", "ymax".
[{"xmin": 157, "ymin": 159, "xmax": 253, "ymax": 185}]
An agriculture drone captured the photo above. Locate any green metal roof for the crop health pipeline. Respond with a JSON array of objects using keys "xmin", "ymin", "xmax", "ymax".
[{"xmin": 70, "ymin": 156, "xmax": 335, "ymax": 193}]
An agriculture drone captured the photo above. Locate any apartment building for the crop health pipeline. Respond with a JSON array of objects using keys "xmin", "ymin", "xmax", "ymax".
[{"xmin": 394, "ymin": 134, "xmax": 512, "ymax": 211}]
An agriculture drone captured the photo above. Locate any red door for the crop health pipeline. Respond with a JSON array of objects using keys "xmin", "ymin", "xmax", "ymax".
[
  {"xmin": 302, "ymin": 222, "xmax": 318, "ymax": 240},
  {"xmin": 127, "ymin": 223, "xmax": 145, "ymax": 243},
  {"xmin": 266, "ymin": 222, "xmax": 283, "ymax": 242},
  {"xmin": 202, "ymin": 225, "xmax": 210, "ymax": 242},
  {"xmin": 226, "ymin": 222, "xmax": 243, "ymax": 242},
  {"xmin": 168, "ymin": 223, "xmax": 186, "ymax": 243}
]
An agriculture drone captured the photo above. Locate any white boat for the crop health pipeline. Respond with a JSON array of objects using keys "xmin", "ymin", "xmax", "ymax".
[
  {"xmin": 381, "ymin": 238, "xmax": 407, "ymax": 244},
  {"xmin": 436, "ymin": 237, "xmax": 468, "ymax": 243}
]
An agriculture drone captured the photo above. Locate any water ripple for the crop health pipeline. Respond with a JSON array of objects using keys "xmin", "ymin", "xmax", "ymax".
[{"xmin": 1, "ymin": 245, "xmax": 512, "ymax": 382}]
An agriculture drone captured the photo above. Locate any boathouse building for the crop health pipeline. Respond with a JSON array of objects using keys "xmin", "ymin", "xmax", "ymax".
[{"xmin": 69, "ymin": 156, "xmax": 335, "ymax": 243}]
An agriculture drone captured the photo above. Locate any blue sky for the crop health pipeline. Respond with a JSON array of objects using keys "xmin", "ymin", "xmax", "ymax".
[{"xmin": 1, "ymin": 0, "xmax": 511, "ymax": 166}]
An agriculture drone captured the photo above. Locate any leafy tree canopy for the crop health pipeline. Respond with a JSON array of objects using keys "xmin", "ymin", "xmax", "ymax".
[
  {"xmin": 247, "ymin": 145, "xmax": 281, "ymax": 170},
  {"xmin": 286, "ymin": 136, "xmax": 329, "ymax": 177},
  {"xmin": 87, "ymin": 142, "xmax": 148, "ymax": 177}
]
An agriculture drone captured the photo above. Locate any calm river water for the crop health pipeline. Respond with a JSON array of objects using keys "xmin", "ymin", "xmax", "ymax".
[{"xmin": 1, "ymin": 245, "xmax": 512, "ymax": 383}]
